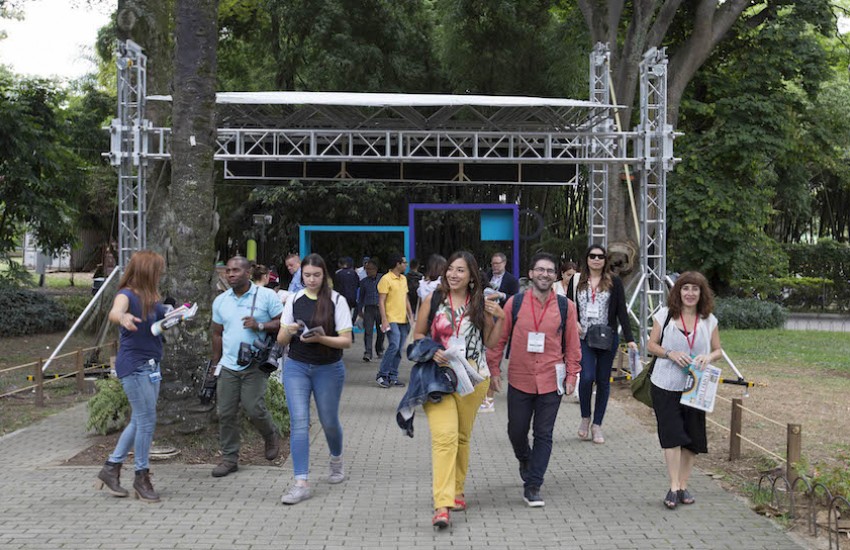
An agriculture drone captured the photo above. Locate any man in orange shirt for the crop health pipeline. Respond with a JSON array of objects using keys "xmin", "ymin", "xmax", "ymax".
[{"xmin": 487, "ymin": 252, "xmax": 581, "ymax": 507}]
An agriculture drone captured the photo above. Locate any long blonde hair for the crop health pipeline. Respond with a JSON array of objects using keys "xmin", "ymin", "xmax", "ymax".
[{"xmin": 118, "ymin": 250, "xmax": 165, "ymax": 318}]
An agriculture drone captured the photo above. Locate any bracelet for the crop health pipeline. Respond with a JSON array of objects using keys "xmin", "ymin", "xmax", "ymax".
[{"xmin": 663, "ymin": 349, "xmax": 670, "ymax": 359}]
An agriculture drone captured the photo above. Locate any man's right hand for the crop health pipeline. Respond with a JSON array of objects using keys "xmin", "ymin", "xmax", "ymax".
[
  {"xmin": 489, "ymin": 376, "xmax": 502, "ymax": 393},
  {"xmin": 381, "ymin": 321, "xmax": 390, "ymax": 333}
]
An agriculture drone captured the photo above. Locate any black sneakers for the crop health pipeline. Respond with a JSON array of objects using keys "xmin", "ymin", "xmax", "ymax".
[
  {"xmin": 523, "ymin": 486, "xmax": 544, "ymax": 507},
  {"xmin": 518, "ymin": 460, "xmax": 529, "ymax": 483}
]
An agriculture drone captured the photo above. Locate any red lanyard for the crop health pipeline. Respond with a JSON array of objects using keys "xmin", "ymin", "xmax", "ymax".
[
  {"xmin": 530, "ymin": 291, "xmax": 554, "ymax": 332},
  {"xmin": 447, "ymin": 292, "xmax": 470, "ymax": 338},
  {"xmin": 682, "ymin": 315, "xmax": 698, "ymax": 355},
  {"xmin": 589, "ymin": 279, "xmax": 599, "ymax": 303}
]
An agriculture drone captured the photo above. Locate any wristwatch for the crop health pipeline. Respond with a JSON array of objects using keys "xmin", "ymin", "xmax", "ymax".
[{"xmin": 258, "ymin": 322, "xmax": 265, "ymax": 332}]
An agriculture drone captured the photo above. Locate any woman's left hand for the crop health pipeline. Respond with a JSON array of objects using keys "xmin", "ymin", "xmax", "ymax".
[
  {"xmin": 300, "ymin": 332, "xmax": 322, "ymax": 344},
  {"xmin": 484, "ymin": 298, "xmax": 505, "ymax": 320},
  {"xmin": 627, "ymin": 341, "xmax": 638, "ymax": 351}
]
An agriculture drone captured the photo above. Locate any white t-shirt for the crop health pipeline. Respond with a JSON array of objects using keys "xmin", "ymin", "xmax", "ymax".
[{"xmin": 650, "ymin": 306, "xmax": 718, "ymax": 392}]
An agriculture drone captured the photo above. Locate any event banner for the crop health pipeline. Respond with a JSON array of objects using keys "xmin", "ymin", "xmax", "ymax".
[{"xmin": 680, "ymin": 364, "xmax": 722, "ymax": 413}]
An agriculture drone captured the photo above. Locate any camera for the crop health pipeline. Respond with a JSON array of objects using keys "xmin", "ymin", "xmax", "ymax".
[
  {"xmin": 252, "ymin": 338, "xmax": 284, "ymax": 374},
  {"xmin": 237, "ymin": 338, "xmax": 283, "ymax": 374}
]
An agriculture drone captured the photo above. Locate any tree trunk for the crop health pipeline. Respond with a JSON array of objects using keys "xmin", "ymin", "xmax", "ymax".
[
  {"xmin": 577, "ymin": 0, "xmax": 756, "ymax": 267},
  {"xmin": 157, "ymin": 0, "xmax": 219, "ymax": 427}
]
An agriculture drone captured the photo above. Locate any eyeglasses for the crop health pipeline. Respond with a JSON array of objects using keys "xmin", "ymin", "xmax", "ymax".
[
  {"xmin": 532, "ymin": 267, "xmax": 557, "ymax": 275},
  {"xmin": 588, "ymin": 253, "xmax": 606, "ymax": 260}
]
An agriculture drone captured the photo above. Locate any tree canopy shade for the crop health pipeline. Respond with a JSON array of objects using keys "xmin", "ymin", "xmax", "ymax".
[{"xmin": 0, "ymin": 73, "xmax": 85, "ymax": 261}]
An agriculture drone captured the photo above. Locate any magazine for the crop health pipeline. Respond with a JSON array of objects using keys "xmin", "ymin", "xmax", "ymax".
[
  {"xmin": 296, "ymin": 319, "xmax": 325, "ymax": 339},
  {"xmin": 680, "ymin": 364, "xmax": 722, "ymax": 413}
]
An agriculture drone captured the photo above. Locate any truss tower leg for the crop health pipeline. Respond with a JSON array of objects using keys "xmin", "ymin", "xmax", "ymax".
[
  {"xmin": 110, "ymin": 40, "xmax": 148, "ymax": 271},
  {"xmin": 587, "ymin": 42, "xmax": 612, "ymax": 248},
  {"xmin": 635, "ymin": 48, "xmax": 674, "ymax": 348}
]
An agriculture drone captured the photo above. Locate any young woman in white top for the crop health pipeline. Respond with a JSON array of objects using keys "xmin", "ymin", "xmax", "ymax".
[
  {"xmin": 646, "ymin": 271, "xmax": 723, "ymax": 510},
  {"xmin": 554, "ymin": 260, "xmax": 577, "ymax": 297}
]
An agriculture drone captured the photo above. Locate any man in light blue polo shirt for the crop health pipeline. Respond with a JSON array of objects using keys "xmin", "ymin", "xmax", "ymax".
[{"xmin": 210, "ymin": 256, "xmax": 283, "ymax": 478}]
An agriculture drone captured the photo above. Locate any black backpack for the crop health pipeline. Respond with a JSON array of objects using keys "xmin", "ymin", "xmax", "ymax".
[{"xmin": 505, "ymin": 291, "xmax": 569, "ymax": 358}]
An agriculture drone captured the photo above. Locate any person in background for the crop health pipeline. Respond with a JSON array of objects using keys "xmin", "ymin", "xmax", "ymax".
[
  {"xmin": 252, "ymin": 264, "xmax": 271, "ymax": 287},
  {"xmin": 413, "ymin": 251, "xmax": 505, "ymax": 529},
  {"xmin": 647, "ymin": 271, "xmax": 722, "ymax": 510},
  {"xmin": 96, "ymin": 250, "xmax": 168, "ymax": 503},
  {"xmin": 286, "ymin": 253, "xmax": 304, "ymax": 293},
  {"xmin": 277, "ymin": 253, "xmax": 353, "ymax": 505},
  {"xmin": 376, "ymin": 253, "xmax": 413, "ymax": 388},
  {"xmin": 354, "ymin": 259, "xmax": 384, "ymax": 362},
  {"xmin": 356, "ymin": 256, "xmax": 370, "ymax": 280},
  {"xmin": 555, "ymin": 260, "xmax": 578, "ymax": 298},
  {"xmin": 417, "ymin": 254, "xmax": 447, "ymax": 308},
  {"xmin": 571, "ymin": 244, "xmax": 637, "ymax": 444},
  {"xmin": 485, "ymin": 252, "xmax": 520, "ymax": 308},
  {"xmin": 407, "ymin": 258, "xmax": 423, "ymax": 316},
  {"xmin": 480, "ymin": 252, "xmax": 520, "ymax": 413},
  {"xmin": 333, "ymin": 257, "xmax": 359, "ymax": 341}
]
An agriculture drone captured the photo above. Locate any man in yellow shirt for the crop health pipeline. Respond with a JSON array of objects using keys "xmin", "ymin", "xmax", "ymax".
[{"xmin": 376, "ymin": 253, "xmax": 413, "ymax": 388}]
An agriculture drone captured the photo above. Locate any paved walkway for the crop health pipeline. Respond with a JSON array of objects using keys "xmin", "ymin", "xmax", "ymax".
[{"xmin": 0, "ymin": 347, "xmax": 809, "ymax": 549}]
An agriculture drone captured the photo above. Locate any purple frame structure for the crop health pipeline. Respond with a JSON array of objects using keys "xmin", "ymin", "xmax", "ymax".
[{"xmin": 408, "ymin": 203, "xmax": 521, "ymax": 277}]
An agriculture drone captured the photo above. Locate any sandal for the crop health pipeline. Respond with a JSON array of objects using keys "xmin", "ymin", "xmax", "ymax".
[
  {"xmin": 432, "ymin": 509, "xmax": 451, "ymax": 530},
  {"xmin": 452, "ymin": 495, "xmax": 467, "ymax": 511},
  {"xmin": 664, "ymin": 489, "xmax": 678, "ymax": 510},
  {"xmin": 577, "ymin": 418, "xmax": 590, "ymax": 440},
  {"xmin": 677, "ymin": 488, "xmax": 695, "ymax": 505}
]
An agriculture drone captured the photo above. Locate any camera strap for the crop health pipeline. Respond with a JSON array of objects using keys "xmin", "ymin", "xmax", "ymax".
[{"xmin": 248, "ymin": 284, "xmax": 271, "ymax": 346}]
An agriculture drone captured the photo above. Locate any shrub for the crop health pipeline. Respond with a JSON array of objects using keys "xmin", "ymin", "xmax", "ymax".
[
  {"xmin": 733, "ymin": 276, "xmax": 834, "ymax": 309},
  {"xmin": 784, "ymin": 240, "xmax": 850, "ymax": 310},
  {"xmin": 0, "ymin": 289, "xmax": 68, "ymax": 336},
  {"xmin": 0, "ymin": 260, "xmax": 34, "ymax": 289},
  {"xmin": 715, "ymin": 297, "xmax": 787, "ymax": 329},
  {"xmin": 55, "ymin": 294, "xmax": 92, "ymax": 322},
  {"xmin": 86, "ymin": 377, "xmax": 130, "ymax": 435},
  {"xmin": 266, "ymin": 377, "xmax": 290, "ymax": 437}
]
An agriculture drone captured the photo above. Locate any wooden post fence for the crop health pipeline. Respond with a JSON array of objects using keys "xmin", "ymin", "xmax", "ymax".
[
  {"xmin": 34, "ymin": 359, "xmax": 44, "ymax": 407},
  {"xmin": 787, "ymin": 423, "xmax": 802, "ymax": 484},
  {"xmin": 75, "ymin": 348, "xmax": 86, "ymax": 392},
  {"xmin": 729, "ymin": 398, "xmax": 742, "ymax": 460}
]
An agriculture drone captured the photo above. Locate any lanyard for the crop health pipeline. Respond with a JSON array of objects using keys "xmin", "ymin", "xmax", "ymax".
[
  {"xmin": 588, "ymin": 278, "xmax": 599, "ymax": 303},
  {"xmin": 682, "ymin": 314, "xmax": 698, "ymax": 355},
  {"xmin": 447, "ymin": 292, "xmax": 470, "ymax": 338},
  {"xmin": 530, "ymin": 291, "xmax": 554, "ymax": 332}
]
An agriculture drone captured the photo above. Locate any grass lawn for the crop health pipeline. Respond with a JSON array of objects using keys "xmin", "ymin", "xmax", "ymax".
[{"xmin": 722, "ymin": 328, "xmax": 850, "ymax": 376}]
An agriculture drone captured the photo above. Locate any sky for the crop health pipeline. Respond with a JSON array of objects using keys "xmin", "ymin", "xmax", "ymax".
[{"xmin": 0, "ymin": 0, "xmax": 112, "ymax": 80}]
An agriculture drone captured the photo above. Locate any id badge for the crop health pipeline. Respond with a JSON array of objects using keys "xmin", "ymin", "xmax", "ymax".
[
  {"xmin": 527, "ymin": 332, "xmax": 545, "ymax": 353},
  {"xmin": 149, "ymin": 370, "xmax": 162, "ymax": 383},
  {"xmin": 448, "ymin": 335, "xmax": 465, "ymax": 350},
  {"xmin": 585, "ymin": 303, "xmax": 600, "ymax": 318}
]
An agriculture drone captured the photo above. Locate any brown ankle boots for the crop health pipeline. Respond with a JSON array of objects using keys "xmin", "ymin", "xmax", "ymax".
[
  {"xmin": 95, "ymin": 461, "xmax": 129, "ymax": 497},
  {"xmin": 133, "ymin": 468, "xmax": 160, "ymax": 503}
]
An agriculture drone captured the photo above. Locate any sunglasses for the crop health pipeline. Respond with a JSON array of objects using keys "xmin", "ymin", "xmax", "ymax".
[{"xmin": 588, "ymin": 253, "xmax": 606, "ymax": 260}]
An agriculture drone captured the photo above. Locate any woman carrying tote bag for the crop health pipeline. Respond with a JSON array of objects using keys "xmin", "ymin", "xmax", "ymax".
[{"xmin": 569, "ymin": 244, "xmax": 637, "ymax": 444}]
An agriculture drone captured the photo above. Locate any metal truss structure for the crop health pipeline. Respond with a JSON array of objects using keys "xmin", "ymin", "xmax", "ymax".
[
  {"xmin": 633, "ymin": 47, "xmax": 676, "ymax": 347},
  {"xmin": 111, "ymin": 41, "xmax": 677, "ymax": 341},
  {"xmin": 587, "ymin": 43, "xmax": 613, "ymax": 248},
  {"xmin": 109, "ymin": 40, "xmax": 148, "ymax": 270}
]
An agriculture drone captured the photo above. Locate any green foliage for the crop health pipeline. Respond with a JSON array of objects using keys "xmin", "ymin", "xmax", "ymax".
[
  {"xmin": 266, "ymin": 377, "xmax": 289, "ymax": 437},
  {"xmin": 86, "ymin": 377, "xmax": 130, "ymax": 435},
  {"xmin": 784, "ymin": 240, "xmax": 850, "ymax": 309},
  {"xmin": 714, "ymin": 297, "xmax": 787, "ymax": 330},
  {"xmin": 0, "ymin": 289, "xmax": 68, "ymax": 336},
  {"xmin": 807, "ymin": 452, "xmax": 850, "ymax": 499},
  {"xmin": 0, "ymin": 73, "xmax": 86, "ymax": 258},
  {"xmin": 55, "ymin": 294, "xmax": 92, "ymax": 322},
  {"xmin": 733, "ymin": 276, "xmax": 833, "ymax": 309},
  {"xmin": 0, "ymin": 259, "xmax": 33, "ymax": 289}
]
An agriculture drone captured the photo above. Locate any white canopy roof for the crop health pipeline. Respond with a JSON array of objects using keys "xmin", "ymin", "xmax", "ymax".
[{"xmin": 147, "ymin": 90, "xmax": 613, "ymax": 108}]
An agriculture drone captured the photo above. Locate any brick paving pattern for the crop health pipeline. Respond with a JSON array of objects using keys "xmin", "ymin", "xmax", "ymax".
[{"xmin": 0, "ymin": 347, "xmax": 808, "ymax": 549}]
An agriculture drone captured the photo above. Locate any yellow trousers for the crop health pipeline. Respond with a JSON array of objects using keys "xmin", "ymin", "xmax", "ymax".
[{"xmin": 423, "ymin": 379, "xmax": 490, "ymax": 509}]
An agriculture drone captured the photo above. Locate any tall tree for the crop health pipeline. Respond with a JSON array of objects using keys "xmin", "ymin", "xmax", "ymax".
[
  {"xmin": 575, "ymin": 0, "xmax": 835, "ymax": 260},
  {"xmin": 157, "ymin": 0, "xmax": 219, "ymax": 425}
]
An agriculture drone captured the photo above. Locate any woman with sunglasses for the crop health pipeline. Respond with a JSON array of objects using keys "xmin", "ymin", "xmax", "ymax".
[{"xmin": 569, "ymin": 245, "xmax": 637, "ymax": 444}]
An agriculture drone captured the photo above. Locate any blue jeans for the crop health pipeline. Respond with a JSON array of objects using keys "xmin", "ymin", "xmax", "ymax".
[
  {"xmin": 377, "ymin": 322, "xmax": 409, "ymax": 381},
  {"xmin": 109, "ymin": 361, "xmax": 160, "ymax": 471},
  {"xmin": 283, "ymin": 358, "xmax": 346, "ymax": 481},
  {"xmin": 507, "ymin": 385, "xmax": 562, "ymax": 489},
  {"xmin": 579, "ymin": 333, "xmax": 620, "ymax": 425}
]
